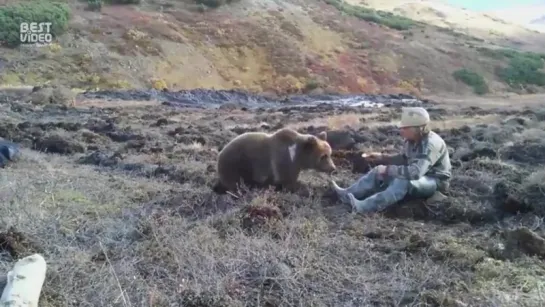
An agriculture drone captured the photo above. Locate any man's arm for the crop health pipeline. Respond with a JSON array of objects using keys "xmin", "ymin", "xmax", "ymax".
[
  {"xmin": 385, "ymin": 141, "xmax": 442, "ymax": 181},
  {"xmin": 381, "ymin": 153, "xmax": 406, "ymax": 165},
  {"xmin": 377, "ymin": 141, "xmax": 408, "ymax": 165}
]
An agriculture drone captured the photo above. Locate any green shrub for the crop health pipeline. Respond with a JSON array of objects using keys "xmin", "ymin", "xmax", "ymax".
[
  {"xmin": 453, "ymin": 68, "xmax": 489, "ymax": 95},
  {"xmin": 87, "ymin": 0, "xmax": 102, "ymax": 11},
  {"xmin": 195, "ymin": 0, "xmax": 239, "ymax": 8},
  {"xmin": 304, "ymin": 78, "xmax": 321, "ymax": 91},
  {"xmin": 478, "ymin": 47, "xmax": 545, "ymax": 62},
  {"xmin": 497, "ymin": 55, "xmax": 545, "ymax": 87},
  {"xmin": 323, "ymin": 0, "xmax": 415, "ymax": 30},
  {"xmin": 477, "ymin": 47, "xmax": 545, "ymax": 88},
  {"xmin": 104, "ymin": 0, "xmax": 141, "ymax": 4},
  {"xmin": 0, "ymin": 1, "xmax": 71, "ymax": 48}
]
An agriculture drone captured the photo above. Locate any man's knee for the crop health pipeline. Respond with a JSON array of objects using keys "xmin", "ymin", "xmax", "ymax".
[
  {"xmin": 408, "ymin": 176, "xmax": 438, "ymax": 198},
  {"xmin": 358, "ymin": 166, "xmax": 379, "ymax": 182},
  {"xmin": 388, "ymin": 178, "xmax": 411, "ymax": 198}
]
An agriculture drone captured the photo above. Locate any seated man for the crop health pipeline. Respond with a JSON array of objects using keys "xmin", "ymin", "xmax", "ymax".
[{"xmin": 330, "ymin": 106, "xmax": 452, "ymax": 214}]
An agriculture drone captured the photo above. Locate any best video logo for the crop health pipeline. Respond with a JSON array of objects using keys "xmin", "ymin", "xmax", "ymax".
[{"xmin": 20, "ymin": 22, "xmax": 53, "ymax": 45}]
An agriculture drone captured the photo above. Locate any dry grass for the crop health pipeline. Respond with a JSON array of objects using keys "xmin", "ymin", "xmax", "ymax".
[
  {"xmin": 525, "ymin": 169, "xmax": 545, "ymax": 188},
  {"xmin": 0, "ymin": 97, "xmax": 544, "ymax": 305},
  {"xmin": 287, "ymin": 112, "xmax": 502, "ymax": 131},
  {"xmin": 286, "ymin": 112, "xmax": 366, "ymax": 130}
]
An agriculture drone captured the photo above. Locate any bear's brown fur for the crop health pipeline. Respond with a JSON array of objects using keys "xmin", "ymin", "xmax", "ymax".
[{"xmin": 212, "ymin": 128, "xmax": 336, "ymax": 194}]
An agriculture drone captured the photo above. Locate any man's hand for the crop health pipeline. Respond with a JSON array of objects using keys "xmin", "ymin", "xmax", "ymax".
[{"xmin": 362, "ymin": 152, "xmax": 383, "ymax": 162}]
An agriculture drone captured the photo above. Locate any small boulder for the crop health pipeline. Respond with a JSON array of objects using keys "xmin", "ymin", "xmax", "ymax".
[
  {"xmin": 504, "ymin": 227, "xmax": 545, "ymax": 259},
  {"xmin": 458, "ymin": 145, "xmax": 497, "ymax": 162},
  {"xmin": 325, "ymin": 130, "xmax": 356, "ymax": 150},
  {"xmin": 0, "ymin": 140, "xmax": 21, "ymax": 168},
  {"xmin": 35, "ymin": 133, "xmax": 85, "ymax": 154}
]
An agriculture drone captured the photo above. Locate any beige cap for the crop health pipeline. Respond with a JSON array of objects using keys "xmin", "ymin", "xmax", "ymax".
[{"xmin": 399, "ymin": 107, "xmax": 430, "ymax": 128}]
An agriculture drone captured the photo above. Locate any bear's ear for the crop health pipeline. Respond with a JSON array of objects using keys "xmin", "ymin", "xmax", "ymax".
[{"xmin": 317, "ymin": 131, "xmax": 327, "ymax": 141}]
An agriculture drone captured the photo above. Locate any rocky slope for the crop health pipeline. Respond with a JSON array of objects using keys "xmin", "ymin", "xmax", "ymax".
[{"xmin": 0, "ymin": 0, "xmax": 544, "ymax": 97}]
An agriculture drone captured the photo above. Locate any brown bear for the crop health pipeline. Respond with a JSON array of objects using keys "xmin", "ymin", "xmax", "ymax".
[{"xmin": 212, "ymin": 128, "xmax": 337, "ymax": 194}]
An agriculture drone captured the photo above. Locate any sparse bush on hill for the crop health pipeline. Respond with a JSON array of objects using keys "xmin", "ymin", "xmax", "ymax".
[
  {"xmin": 478, "ymin": 47, "xmax": 545, "ymax": 62},
  {"xmin": 87, "ymin": 0, "xmax": 102, "ymax": 11},
  {"xmin": 104, "ymin": 0, "xmax": 141, "ymax": 4},
  {"xmin": 194, "ymin": 0, "xmax": 239, "ymax": 8},
  {"xmin": 323, "ymin": 0, "xmax": 415, "ymax": 30},
  {"xmin": 478, "ymin": 48, "xmax": 545, "ymax": 88},
  {"xmin": 497, "ymin": 54, "xmax": 545, "ymax": 88},
  {"xmin": 304, "ymin": 78, "xmax": 322, "ymax": 92},
  {"xmin": 0, "ymin": 1, "xmax": 70, "ymax": 48},
  {"xmin": 84, "ymin": 0, "xmax": 138, "ymax": 10},
  {"xmin": 453, "ymin": 68, "xmax": 489, "ymax": 95}
]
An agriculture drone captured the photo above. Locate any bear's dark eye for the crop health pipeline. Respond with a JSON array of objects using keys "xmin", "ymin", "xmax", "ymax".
[{"xmin": 320, "ymin": 154, "xmax": 327, "ymax": 160}]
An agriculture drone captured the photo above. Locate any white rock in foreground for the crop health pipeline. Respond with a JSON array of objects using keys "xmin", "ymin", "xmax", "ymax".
[{"xmin": 0, "ymin": 253, "xmax": 47, "ymax": 307}]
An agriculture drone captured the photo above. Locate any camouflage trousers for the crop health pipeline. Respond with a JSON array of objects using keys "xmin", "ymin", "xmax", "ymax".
[{"xmin": 333, "ymin": 166, "xmax": 439, "ymax": 213}]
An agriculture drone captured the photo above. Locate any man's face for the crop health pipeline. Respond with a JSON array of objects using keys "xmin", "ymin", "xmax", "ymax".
[{"xmin": 399, "ymin": 126, "xmax": 418, "ymax": 140}]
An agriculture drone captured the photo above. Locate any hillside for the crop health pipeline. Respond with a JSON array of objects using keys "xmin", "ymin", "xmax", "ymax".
[
  {"xmin": 359, "ymin": 0, "xmax": 545, "ymax": 51},
  {"xmin": 0, "ymin": 0, "xmax": 544, "ymax": 97}
]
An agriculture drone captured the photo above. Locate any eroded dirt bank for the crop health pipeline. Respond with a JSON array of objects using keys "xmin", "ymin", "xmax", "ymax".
[{"xmin": 0, "ymin": 89, "xmax": 544, "ymax": 306}]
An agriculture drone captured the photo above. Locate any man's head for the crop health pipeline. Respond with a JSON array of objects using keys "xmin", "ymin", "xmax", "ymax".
[{"xmin": 398, "ymin": 107, "xmax": 430, "ymax": 141}]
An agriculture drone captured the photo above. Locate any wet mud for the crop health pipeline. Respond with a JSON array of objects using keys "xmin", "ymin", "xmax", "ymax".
[{"xmin": 78, "ymin": 88, "xmax": 428, "ymax": 109}]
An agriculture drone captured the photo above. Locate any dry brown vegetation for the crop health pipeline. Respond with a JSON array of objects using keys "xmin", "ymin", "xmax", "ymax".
[
  {"xmin": 1, "ymin": 0, "xmax": 544, "ymax": 97},
  {"xmin": 0, "ymin": 88, "xmax": 545, "ymax": 305}
]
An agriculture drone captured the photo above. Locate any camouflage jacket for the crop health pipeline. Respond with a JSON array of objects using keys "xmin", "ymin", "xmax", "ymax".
[{"xmin": 385, "ymin": 131, "xmax": 452, "ymax": 182}]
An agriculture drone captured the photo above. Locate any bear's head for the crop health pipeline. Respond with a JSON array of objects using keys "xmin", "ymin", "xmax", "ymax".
[{"xmin": 299, "ymin": 131, "xmax": 336, "ymax": 173}]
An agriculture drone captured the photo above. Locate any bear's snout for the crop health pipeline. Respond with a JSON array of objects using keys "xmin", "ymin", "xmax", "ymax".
[{"xmin": 322, "ymin": 160, "xmax": 336, "ymax": 173}]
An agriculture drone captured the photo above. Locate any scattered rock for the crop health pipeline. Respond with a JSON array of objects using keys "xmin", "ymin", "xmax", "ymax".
[
  {"xmin": 26, "ymin": 85, "xmax": 75, "ymax": 106},
  {"xmin": 51, "ymin": 86, "xmax": 76, "ymax": 105},
  {"xmin": 504, "ymin": 227, "xmax": 545, "ymax": 259},
  {"xmin": 503, "ymin": 141, "xmax": 545, "ymax": 164},
  {"xmin": 26, "ymin": 86, "xmax": 54, "ymax": 105},
  {"xmin": 78, "ymin": 150, "xmax": 122, "ymax": 167},
  {"xmin": 0, "ymin": 227, "xmax": 43, "ymax": 258},
  {"xmin": 151, "ymin": 118, "xmax": 169, "ymax": 127},
  {"xmin": 35, "ymin": 133, "xmax": 85, "ymax": 154},
  {"xmin": 325, "ymin": 130, "xmax": 356, "ymax": 150},
  {"xmin": 492, "ymin": 181, "xmax": 529, "ymax": 214},
  {"xmin": 459, "ymin": 145, "xmax": 497, "ymax": 162},
  {"xmin": 503, "ymin": 116, "xmax": 530, "ymax": 127}
]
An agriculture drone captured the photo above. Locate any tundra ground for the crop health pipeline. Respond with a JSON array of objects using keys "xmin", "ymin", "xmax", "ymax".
[{"xmin": 0, "ymin": 91, "xmax": 545, "ymax": 306}]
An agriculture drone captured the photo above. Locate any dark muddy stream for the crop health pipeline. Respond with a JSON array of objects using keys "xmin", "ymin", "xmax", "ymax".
[{"xmin": 78, "ymin": 89, "xmax": 429, "ymax": 109}]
